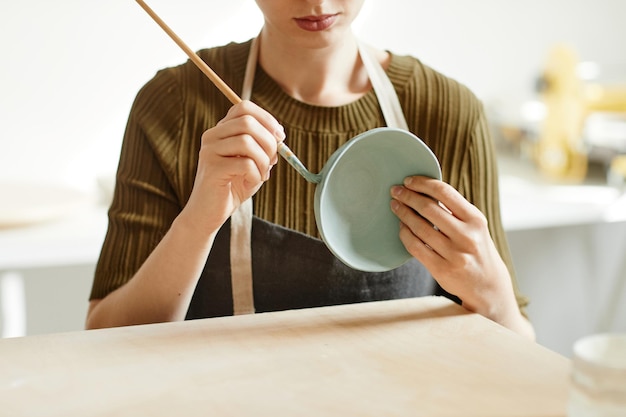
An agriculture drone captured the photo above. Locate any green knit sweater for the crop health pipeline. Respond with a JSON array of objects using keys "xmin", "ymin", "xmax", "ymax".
[{"xmin": 91, "ymin": 39, "xmax": 527, "ymax": 313}]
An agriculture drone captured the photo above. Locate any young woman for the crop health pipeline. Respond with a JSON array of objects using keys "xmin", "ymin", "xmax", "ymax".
[{"xmin": 87, "ymin": 0, "xmax": 534, "ymax": 339}]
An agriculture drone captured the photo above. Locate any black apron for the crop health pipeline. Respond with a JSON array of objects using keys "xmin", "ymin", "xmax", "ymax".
[{"xmin": 187, "ymin": 217, "xmax": 443, "ymax": 319}]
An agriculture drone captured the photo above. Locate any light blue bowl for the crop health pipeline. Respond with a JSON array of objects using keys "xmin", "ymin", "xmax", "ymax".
[{"xmin": 314, "ymin": 128, "xmax": 441, "ymax": 272}]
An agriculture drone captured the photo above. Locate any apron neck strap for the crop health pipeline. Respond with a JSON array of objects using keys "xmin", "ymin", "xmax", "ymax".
[
  {"xmin": 357, "ymin": 41, "xmax": 409, "ymax": 130},
  {"xmin": 241, "ymin": 36, "xmax": 259, "ymax": 101}
]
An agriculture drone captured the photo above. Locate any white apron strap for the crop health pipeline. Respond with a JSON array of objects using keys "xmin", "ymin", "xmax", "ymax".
[
  {"xmin": 358, "ymin": 41, "xmax": 409, "ymax": 131},
  {"xmin": 229, "ymin": 198, "xmax": 254, "ymax": 315},
  {"xmin": 228, "ymin": 37, "xmax": 259, "ymax": 315},
  {"xmin": 229, "ymin": 37, "xmax": 409, "ymax": 315}
]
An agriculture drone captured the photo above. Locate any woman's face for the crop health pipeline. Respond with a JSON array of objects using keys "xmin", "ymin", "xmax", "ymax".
[{"xmin": 255, "ymin": 0, "xmax": 366, "ymax": 47}]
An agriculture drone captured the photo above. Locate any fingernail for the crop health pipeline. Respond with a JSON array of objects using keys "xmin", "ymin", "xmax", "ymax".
[
  {"xmin": 390, "ymin": 200, "xmax": 400, "ymax": 211},
  {"xmin": 274, "ymin": 125, "xmax": 286, "ymax": 141},
  {"xmin": 391, "ymin": 186, "xmax": 403, "ymax": 197},
  {"xmin": 403, "ymin": 177, "xmax": 413, "ymax": 186}
]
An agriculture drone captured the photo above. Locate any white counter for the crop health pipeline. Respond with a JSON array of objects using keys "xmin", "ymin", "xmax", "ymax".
[
  {"xmin": 498, "ymin": 157, "xmax": 626, "ymax": 355},
  {"xmin": 0, "ymin": 184, "xmax": 108, "ymax": 338},
  {"xmin": 500, "ymin": 175, "xmax": 626, "ymax": 231}
]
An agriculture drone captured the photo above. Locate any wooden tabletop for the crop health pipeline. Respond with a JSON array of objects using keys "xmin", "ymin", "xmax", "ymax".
[{"xmin": 0, "ymin": 296, "xmax": 570, "ymax": 416}]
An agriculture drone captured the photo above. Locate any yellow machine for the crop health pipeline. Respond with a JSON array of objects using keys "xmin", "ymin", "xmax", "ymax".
[{"xmin": 535, "ymin": 44, "xmax": 626, "ymax": 182}]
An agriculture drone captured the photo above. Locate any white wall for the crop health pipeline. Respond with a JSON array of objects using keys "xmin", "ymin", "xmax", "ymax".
[{"xmin": 1, "ymin": 0, "xmax": 625, "ymax": 192}]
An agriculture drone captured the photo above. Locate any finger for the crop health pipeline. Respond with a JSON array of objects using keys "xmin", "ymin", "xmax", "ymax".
[
  {"xmin": 207, "ymin": 107, "xmax": 283, "ymax": 175},
  {"xmin": 204, "ymin": 130, "xmax": 274, "ymax": 181},
  {"xmin": 390, "ymin": 184, "xmax": 458, "ymax": 238},
  {"xmin": 397, "ymin": 221, "xmax": 447, "ymax": 273},
  {"xmin": 210, "ymin": 156, "xmax": 266, "ymax": 191},
  {"xmin": 220, "ymin": 101, "xmax": 284, "ymax": 167},
  {"xmin": 402, "ymin": 176, "xmax": 482, "ymax": 222},
  {"xmin": 391, "ymin": 198, "xmax": 451, "ymax": 258},
  {"xmin": 397, "ymin": 177, "xmax": 493, "ymax": 265},
  {"xmin": 226, "ymin": 100, "xmax": 285, "ymax": 165},
  {"xmin": 225, "ymin": 100, "xmax": 286, "ymax": 143},
  {"xmin": 221, "ymin": 114, "xmax": 279, "ymax": 158}
]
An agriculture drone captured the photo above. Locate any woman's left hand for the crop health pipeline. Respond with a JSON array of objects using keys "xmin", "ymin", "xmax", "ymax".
[{"xmin": 390, "ymin": 176, "xmax": 531, "ymax": 336}]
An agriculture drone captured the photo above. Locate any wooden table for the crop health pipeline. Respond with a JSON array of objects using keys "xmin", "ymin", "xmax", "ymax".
[{"xmin": 0, "ymin": 297, "xmax": 570, "ymax": 416}]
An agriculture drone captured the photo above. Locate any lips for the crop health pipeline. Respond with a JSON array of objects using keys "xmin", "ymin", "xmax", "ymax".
[{"xmin": 294, "ymin": 14, "xmax": 338, "ymax": 31}]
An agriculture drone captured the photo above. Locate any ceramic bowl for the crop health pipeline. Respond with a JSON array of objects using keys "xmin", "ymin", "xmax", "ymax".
[{"xmin": 314, "ymin": 128, "xmax": 441, "ymax": 272}]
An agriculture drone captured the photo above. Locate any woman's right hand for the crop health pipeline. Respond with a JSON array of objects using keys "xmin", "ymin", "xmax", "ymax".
[{"xmin": 183, "ymin": 100, "xmax": 285, "ymax": 233}]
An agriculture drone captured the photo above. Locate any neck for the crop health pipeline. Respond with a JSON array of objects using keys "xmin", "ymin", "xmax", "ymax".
[{"xmin": 256, "ymin": 29, "xmax": 371, "ymax": 106}]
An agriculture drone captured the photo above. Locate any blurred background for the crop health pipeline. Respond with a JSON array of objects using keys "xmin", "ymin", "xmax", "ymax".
[{"xmin": 1, "ymin": 0, "xmax": 625, "ymax": 355}]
